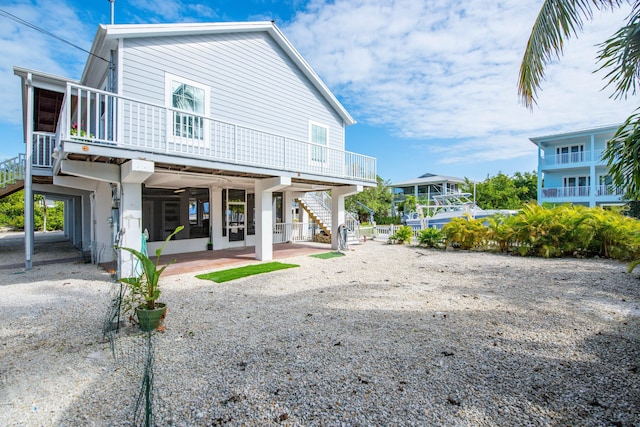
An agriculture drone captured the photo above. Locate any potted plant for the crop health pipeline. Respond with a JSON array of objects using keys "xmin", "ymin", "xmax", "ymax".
[{"xmin": 118, "ymin": 225, "xmax": 184, "ymax": 331}]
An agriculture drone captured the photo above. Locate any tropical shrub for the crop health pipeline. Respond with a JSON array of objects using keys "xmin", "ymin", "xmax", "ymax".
[
  {"xmin": 485, "ymin": 214, "xmax": 515, "ymax": 253},
  {"xmin": 389, "ymin": 225, "xmax": 414, "ymax": 244},
  {"xmin": 417, "ymin": 227, "xmax": 443, "ymax": 248},
  {"xmin": 442, "ymin": 216, "xmax": 488, "ymax": 250}
]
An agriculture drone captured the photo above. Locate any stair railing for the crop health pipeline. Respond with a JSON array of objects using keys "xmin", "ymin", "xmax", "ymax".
[{"xmin": 0, "ymin": 154, "xmax": 26, "ymax": 189}]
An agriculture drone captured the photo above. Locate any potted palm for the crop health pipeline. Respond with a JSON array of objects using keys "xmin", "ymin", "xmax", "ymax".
[{"xmin": 118, "ymin": 225, "xmax": 184, "ymax": 331}]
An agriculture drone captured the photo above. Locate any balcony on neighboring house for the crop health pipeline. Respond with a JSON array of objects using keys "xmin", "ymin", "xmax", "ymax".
[
  {"xmin": 541, "ymin": 185, "xmax": 624, "ymax": 200},
  {"xmin": 33, "ymin": 83, "xmax": 376, "ymax": 183},
  {"xmin": 538, "ymin": 150, "xmax": 605, "ymax": 169}
]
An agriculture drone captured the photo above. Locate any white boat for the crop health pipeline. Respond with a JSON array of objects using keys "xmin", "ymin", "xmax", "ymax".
[{"xmin": 403, "ymin": 193, "xmax": 518, "ymax": 230}]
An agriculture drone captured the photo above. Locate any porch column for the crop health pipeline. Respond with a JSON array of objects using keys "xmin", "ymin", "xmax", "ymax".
[
  {"xmin": 331, "ymin": 185, "xmax": 362, "ymax": 250},
  {"xmin": 24, "ymin": 73, "xmax": 34, "ymax": 270},
  {"xmin": 537, "ymin": 143, "xmax": 543, "ymax": 203},
  {"xmin": 118, "ymin": 159, "xmax": 154, "ymax": 278},
  {"xmin": 255, "ymin": 176, "xmax": 291, "ymax": 261},
  {"xmin": 210, "ymin": 187, "xmax": 224, "ymax": 250},
  {"xmin": 589, "ymin": 133, "xmax": 597, "ymax": 207}
]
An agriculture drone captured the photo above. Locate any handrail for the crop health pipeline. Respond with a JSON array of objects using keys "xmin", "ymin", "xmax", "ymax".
[
  {"xmin": 61, "ymin": 82, "xmax": 376, "ymax": 182},
  {"xmin": 0, "ymin": 154, "xmax": 26, "ymax": 188}
]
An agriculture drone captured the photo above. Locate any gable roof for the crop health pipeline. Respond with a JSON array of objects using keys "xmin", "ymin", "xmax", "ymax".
[{"xmin": 83, "ymin": 21, "xmax": 355, "ymax": 126}]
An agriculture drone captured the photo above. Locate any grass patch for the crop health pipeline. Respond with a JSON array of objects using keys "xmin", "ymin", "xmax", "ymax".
[
  {"xmin": 196, "ymin": 262, "xmax": 299, "ymax": 283},
  {"xmin": 310, "ymin": 251, "xmax": 346, "ymax": 259}
]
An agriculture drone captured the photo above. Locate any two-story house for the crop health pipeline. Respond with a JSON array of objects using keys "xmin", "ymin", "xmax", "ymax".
[
  {"xmin": 530, "ymin": 125, "xmax": 624, "ymax": 207},
  {"xmin": 11, "ymin": 21, "xmax": 376, "ymax": 276},
  {"xmin": 389, "ymin": 173, "xmax": 464, "ymax": 215}
]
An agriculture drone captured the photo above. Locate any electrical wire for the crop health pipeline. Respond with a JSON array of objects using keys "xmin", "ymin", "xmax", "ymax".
[{"xmin": 0, "ymin": 7, "xmax": 109, "ymax": 63}]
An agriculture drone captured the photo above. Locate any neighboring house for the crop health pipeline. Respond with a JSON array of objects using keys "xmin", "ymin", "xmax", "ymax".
[
  {"xmin": 389, "ymin": 173, "xmax": 464, "ymax": 215},
  {"xmin": 530, "ymin": 125, "xmax": 624, "ymax": 207},
  {"xmin": 9, "ymin": 21, "xmax": 376, "ymax": 276}
]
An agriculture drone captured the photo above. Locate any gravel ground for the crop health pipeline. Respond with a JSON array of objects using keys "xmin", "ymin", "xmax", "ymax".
[{"xmin": 1, "ymin": 233, "xmax": 639, "ymax": 426}]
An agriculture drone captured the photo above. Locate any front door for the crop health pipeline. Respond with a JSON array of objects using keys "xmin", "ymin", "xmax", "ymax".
[
  {"xmin": 227, "ymin": 202, "xmax": 245, "ymax": 242},
  {"xmin": 225, "ymin": 189, "xmax": 246, "ymax": 243}
]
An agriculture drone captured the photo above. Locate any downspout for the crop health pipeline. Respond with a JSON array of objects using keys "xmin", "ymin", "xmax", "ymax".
[{"xmin": 24, "ymin": 73, "xmax": 34, "ymax": 270}]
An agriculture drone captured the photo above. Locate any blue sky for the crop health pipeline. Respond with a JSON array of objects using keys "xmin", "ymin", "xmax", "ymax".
[{"xmin": 0, "ymin": 0, "xmax": 636, "ymax": 183}]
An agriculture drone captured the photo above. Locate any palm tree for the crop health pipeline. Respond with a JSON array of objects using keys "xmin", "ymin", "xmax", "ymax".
[{"xmin": 518, "ymin": 1, "xmax": 640, "ymax": 199}]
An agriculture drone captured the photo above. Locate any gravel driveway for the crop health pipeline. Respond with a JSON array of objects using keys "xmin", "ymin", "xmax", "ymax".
[{"xmin": 1, "ymin": 235, "xmax": 639, "ymax": 426}]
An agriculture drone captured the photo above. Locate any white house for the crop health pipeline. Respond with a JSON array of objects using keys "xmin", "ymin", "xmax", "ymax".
[
  {"xmin": 10, "ymin": 21, "xmax": 376, "ymax": 276},
  {"xmin": 530, "ymin": 125, "xmax": 624, "ymax": 207},
  {"xmin": 389, "ymin": 173, "xmax": 464, "ymax": 215}
]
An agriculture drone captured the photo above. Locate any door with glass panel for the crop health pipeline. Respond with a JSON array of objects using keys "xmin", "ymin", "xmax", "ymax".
[{"xmin": 225, "ymin": 189, "xmax": 245, "ymax": 242}]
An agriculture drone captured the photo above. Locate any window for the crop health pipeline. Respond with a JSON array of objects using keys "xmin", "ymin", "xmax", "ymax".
[
  {"xmin": 563, "ymin": 175, "xmax": 590, "ymax": 197},
  {"xmin": 165, "ymin": 74, "xmax": 209, "ymax": 141},
  {"xmin": 598, "ymin": 174, "xmax": 613, "ymax": 196},
  {"xmin": 556, "ymin": 144, "xmax": 584, "ymax": 164},
  {"xmin": 309, "ymin": 122, "xmax": 328, "ymax": 163}
]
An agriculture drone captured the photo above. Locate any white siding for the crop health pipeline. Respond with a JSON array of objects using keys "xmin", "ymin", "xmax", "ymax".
[{"xmin": 120, "ymin": 32, "xmax": 345, "ymax": 150}]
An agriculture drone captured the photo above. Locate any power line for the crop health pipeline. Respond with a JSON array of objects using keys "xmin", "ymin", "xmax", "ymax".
[{"xmin": 0, "ymin": 7, "xmax": 109, "ymax": 63}]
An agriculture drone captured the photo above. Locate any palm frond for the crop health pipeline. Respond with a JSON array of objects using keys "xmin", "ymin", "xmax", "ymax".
[
  {"xmin": 518, "ymin": 0, "xmax": 624, "ymax": 108},
  {"xmin": 603, "ymin": 111, "xmax": 640, "ymax": 199},
  {"xmin": 597, "ymin": 7, "xmax": 640, "ymax": 98}
]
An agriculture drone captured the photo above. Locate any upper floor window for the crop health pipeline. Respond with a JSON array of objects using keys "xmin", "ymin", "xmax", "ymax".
[
  {"xmin": 309, "ymin": 121, "xmax": 328, "ymax": 163},
  {"xmin": 165, "ymin": 74, "xmax": 209, "ymax": 141},
  {"xmin": 556, "ymin": 144, "xmax": 584, "ymax": 164}
]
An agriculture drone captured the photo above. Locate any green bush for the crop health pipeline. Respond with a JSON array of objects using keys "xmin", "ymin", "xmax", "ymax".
[
  {"xmin": 443, "ymin": 216, "xmax": 488, "ymax": 250},
  {"xmin": 389, "ymin": 225, "xmax": 414, "ymax": 244},
  {"xmin": 417, "ymin": 227, "xmax": 443, "ymax": 248}
]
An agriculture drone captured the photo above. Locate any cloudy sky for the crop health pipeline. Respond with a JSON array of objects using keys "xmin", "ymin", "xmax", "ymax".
[{"xmin": 0, "ymin": 0, "xmax": 636, "ymax": 182}]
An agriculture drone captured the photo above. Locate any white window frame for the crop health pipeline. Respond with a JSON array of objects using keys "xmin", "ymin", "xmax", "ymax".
[
  {"xmin": 563, "ymin": 174, "xmax": 590, "ymax": 197},
  {"xmin": 556, "ymin": 144, "xmax": 584, "ymax": 164},
  {"xmin": 308, "ymin": 120, "xmax": 329, "ymax": 164},
  {"xmin": 165, "ymin": 73, "xmax": 210, "ymax": 145}
]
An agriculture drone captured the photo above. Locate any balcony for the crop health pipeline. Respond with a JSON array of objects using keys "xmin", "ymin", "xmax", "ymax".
[
  {"xmin": 542, "ymin": 185, "xmax": 624, "ymax": 199},
  {"xmin": 539, "ymin": 151, "xmax": 604, "ymax": 168},
  {"xmin": 50, "ymin": 83, "xmax": 376, "ymax": 183}
]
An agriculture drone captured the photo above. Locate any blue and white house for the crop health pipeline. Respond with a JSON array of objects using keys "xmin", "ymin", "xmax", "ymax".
[
  {"xmin": 9, "ymin": 21, "xmax": 376, "ymax": 276},
  {"xmin": 530, "ymin": 125, "xmax": 624, "ymax": 207}
]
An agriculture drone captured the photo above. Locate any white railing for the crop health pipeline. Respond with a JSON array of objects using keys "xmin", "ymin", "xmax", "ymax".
[
  {"xmin": 0, "ymin": 154, "xmax": 26, "ymax": 188},
  {"xmin": 299, "ymin": 191, "xmax": 361, "ymax": 238},
  {"xmin": 542, "ymin": 186, "xmax": 590, "ymax": 198},
  {"xmin": 539, "ymin": 150, "xmax": 610, "ymax": 167},
  {"xmin": 58, "ymin": 83, "xmax": 376, "ymax": 182},
  {"xmin": 33, "ymin": 132, "xmax": 56, "ymax": 168},
  {"xmin": 273, "ymin": 222, "xmax": 319, "ymax": 243},
  {"xmin": 596, "ymin": 185, "xmax": 625, "ymax": 197}
]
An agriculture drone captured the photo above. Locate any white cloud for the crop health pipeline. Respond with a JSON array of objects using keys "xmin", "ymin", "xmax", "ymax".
[
  {"xmin": 283, "ymin": 0, "xmax": 637, "ymax": 168},
  {"xmin": 0, "ymin": 1, "xmax": 91, "ymax": 125}
]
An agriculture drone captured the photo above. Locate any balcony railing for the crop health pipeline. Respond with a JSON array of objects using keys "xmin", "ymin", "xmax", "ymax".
[
  {"xmin": 57, "ymin": 83, "xmax": 376, "ymax": 182},
  {"xmin": 542, "ymin": 185, "xmax": 624, "ymax": 199},
  {"xmin": 540, "ymin": 150, "xmax": 607, "ymax": 167}
]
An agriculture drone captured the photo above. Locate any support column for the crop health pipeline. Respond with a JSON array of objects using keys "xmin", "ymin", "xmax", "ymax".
[
  {"xmin": 330, "ymin": 185, "xmax": 362, "ymax": 250},
  {"xmin": 24, "ymin": 73, "xmax": 34, "ymax": 270},
  {"xmin": 118, "ymin": 159, "xmax": 154, "ymax": 278},
  {"xmin": 210, "ymin": 187, "xmax": 224, "ymax": 250},
  {"xmin": 590, "ymin": 133, "xmax": 597, "ymax": 207},
  {"xmin": 255, "ymin": 177, "xmax": 291, "ymax": 261}
]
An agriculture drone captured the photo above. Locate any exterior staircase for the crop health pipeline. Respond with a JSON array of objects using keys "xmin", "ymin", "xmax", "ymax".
[
  {"xmin": 296, "ymin": 192, "xmax": 361, "ymax": 244},
  {"xmin": 0, "ymin": 155, "xmax": 26, "ymax": 198}
]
